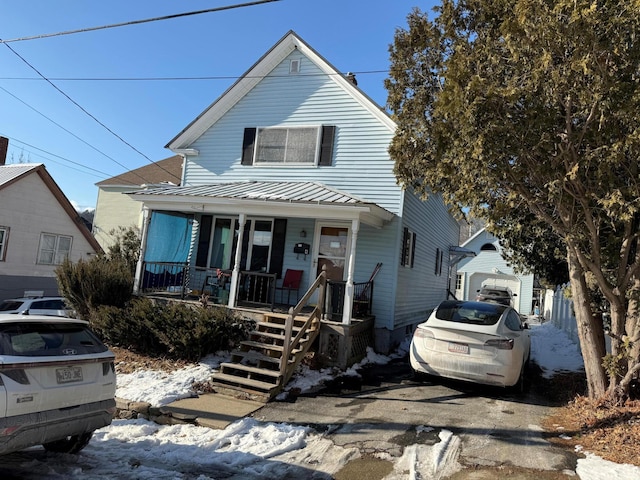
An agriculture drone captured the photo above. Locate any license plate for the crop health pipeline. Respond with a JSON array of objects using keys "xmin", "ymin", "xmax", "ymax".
[
  {"xmin": 56, "ymin": 366, "xmax": 83, "ymax": 384},
  {"xmin": 448, "ymin": 342, "xmax": 469, "ymax": 354}
]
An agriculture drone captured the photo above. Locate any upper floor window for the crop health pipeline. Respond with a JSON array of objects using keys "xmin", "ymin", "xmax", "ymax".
[
  {"xmin": 242, "ymin": 126, "xmax": 335, "ymax": 167},
  {"xmin": 37, "ymin": 233, "xmax": 72, "ymax": 265},
  {"xmin": 0, "ymin": 226, "xmax": 8, "ymax": 261},
  {"xmin": 480, "ymin": 243, "xmax": 497, "ymax": 251}
]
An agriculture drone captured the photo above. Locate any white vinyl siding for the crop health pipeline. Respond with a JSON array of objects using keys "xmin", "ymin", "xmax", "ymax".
[{"xmin": 184, "ymin": 51, "xmax": 401, "ymax": 214}]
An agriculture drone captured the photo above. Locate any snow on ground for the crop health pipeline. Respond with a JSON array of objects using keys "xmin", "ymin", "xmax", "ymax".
[{"xmin": 8, "ymin": 320, "xmax": 639, "ymax": 479}]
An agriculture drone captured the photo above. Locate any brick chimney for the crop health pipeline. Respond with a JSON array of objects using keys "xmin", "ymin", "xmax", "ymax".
[{"xmin": 0, "ymin": 136, "xmax": 7, "ymax": 166}]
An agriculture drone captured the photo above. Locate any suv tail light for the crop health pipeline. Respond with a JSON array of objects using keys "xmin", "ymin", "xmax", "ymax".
[
  {"xmin": 1, "ymin": 369, "xmax": 30, "ymax": 384},
  {"xmin": 485, "ymin": 338, "xmax": 514, "ymax": 350},
  {"xmin": 102, "ymin": 361, "xmax": 115, "ymax": 376}
]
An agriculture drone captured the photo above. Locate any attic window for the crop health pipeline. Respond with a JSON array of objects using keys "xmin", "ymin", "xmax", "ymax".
[
  {"xmin": 289, "ymin": 59, "xmax": 301, "ymax": 74},
  {"xmin": 480, "ymin": 243, "xmax": 497, "ymax": 251}
]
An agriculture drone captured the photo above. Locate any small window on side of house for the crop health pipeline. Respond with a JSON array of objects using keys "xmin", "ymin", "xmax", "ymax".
[
  {"xmin": 455, "ymin": 274, "xmax": 462, "ymax": 290},
  {"xmin": 0, "ymin": 226, "xmax": 8, "ymax": 261},
  {"xmin": 401, "ymin": 227, "xmax": 416, "ymax": 268},
  {"xmin": 434, "ymin": 248, "xmax": 444, "ymax": 276}
]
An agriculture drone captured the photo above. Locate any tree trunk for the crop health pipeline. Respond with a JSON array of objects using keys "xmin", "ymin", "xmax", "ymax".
[{"xmin": 567, "ymin": 247, "xmax": 608, "ymax": 398}]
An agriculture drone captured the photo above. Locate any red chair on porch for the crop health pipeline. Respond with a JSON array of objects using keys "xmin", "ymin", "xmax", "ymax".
[{"xmin": 275, "ymin": 269, "xmax": 304, "ymax": 306}]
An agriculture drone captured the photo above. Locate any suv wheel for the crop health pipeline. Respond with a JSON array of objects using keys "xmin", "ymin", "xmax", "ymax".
[{"xmin": 43, "ymin": 432, "xmax": 94, "ymax": 454}]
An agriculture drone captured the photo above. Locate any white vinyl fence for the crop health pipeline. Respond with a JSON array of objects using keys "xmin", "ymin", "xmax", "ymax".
[{"xmin": 543, "ymin": 284, "xmax": 579, "ymax": 344}]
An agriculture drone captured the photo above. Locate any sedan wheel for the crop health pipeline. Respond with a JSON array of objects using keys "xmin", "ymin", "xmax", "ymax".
[{"xmin": 43, "ymin": 432, "xmax": 93, "ymax": 454}]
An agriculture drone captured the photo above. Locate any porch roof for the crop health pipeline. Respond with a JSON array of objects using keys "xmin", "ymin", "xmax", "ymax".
[{"xmin": 129, "ymin": 181, "xmax": 395, "ymax": 228}]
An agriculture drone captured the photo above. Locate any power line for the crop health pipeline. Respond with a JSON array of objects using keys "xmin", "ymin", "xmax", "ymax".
[
  {"xmin": 2, "ymin": 134, "xmax": 113, "ymax": 178},
  {"xmin": 0, "ymin": 70, "xmax": 390, "ymax": 82},
  {"xmin": 1, "ymin": 42, "xmax": 180, "ymax": 184},
  {"xmin": 0, "ymin": 85, "xmax": 156, "ymax": 184},
  {"xmin": 0, "ymin": 0, "xmax": 281, "ymax": 44}
]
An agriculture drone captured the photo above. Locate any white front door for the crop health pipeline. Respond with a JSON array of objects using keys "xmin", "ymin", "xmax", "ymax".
[{"xmin": 312, "ymin": 223, "xmax": 351, "ymax": 281}]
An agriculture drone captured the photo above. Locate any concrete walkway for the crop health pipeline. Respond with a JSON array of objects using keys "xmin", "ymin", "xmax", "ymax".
[{"xmin": 160, "ymin": 393, "xmax": 264, "ymax": 429}]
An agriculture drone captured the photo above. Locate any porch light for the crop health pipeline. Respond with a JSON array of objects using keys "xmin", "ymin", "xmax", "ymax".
[{"xmin": 300, "ymin": 229, "xmax": 307, "ymax": 238}]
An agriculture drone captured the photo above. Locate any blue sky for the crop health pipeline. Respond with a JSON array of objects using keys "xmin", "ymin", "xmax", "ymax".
[{"xmin": 1, "ymin": 1, "xmax": 437, "ymax": 210}]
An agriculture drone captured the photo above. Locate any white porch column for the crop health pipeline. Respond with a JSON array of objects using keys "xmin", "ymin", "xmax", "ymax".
[
  {"xmin": 133, "ymin": 207, "xmax": 150, "ymax": 294},
  {"xmin": 341, "ymin": 218, "xmax": 360, "ymax": 325},
  {"xmin": 228, "ymin": 213, "xmax": 246, "ymax": 308}
]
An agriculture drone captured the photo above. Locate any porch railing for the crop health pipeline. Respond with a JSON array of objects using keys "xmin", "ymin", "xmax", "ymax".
[
  {"xmin": 326, "ymin": 280, "xmax": 374, "ymax": 321},
  {"xmin": 139, "ymin": 262, "xmax": 276, "ymax": 309},
  {"xmin": 140, "ymin": 261, "xmax": 189, "ymax": 296},
  {"xmin": 139, "ymin": 262, "xmax": 375, "ymax": 316}
]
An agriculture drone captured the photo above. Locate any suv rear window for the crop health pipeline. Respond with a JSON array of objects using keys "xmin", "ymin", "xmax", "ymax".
[
  {"xmin": 30, "ymin": 299, "xmax": 66, "ymax": 310},
  {"xmin": 435, "ymin": 301, "xmax": 506, "ymax": 326},
  {"xmin": 0, "ymin": 323, "xmax": 109, "ymax": 356},
  {"xmin": 0, "ymin": 301, "xmax": 23, "ymax": 312}
]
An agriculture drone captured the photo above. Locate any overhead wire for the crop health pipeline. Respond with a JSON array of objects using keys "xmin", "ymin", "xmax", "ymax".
[
  {"xmin": 1, "ymin": 134, "xmax": 113, "ymax": 179},
  {"xmin": 0, "ymin": 85, "xmax": 156, "ymax": 184},
  {"xmin": 0, "ymin": 0, "xmax": 282, "ymax": 44},
  {"xmin": 0, "ymin": 0, "xmax": 283, "ymax": 183}
]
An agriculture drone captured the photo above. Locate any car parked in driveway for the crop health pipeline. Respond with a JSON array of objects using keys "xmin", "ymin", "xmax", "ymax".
[
  {"xmin": 0, "ymin": 314, "xmax": 116, "ymax": 455},
  {"xmin": 0, "ymin": 297, "xmax": 72, "ymax": 317},
  {"xmin": 410, "ymin": 300, "xmax": 530, "ymax": 389},
  {"xmin": 475, "ymin": 286, "xmax": 515, "ymax": 306}
]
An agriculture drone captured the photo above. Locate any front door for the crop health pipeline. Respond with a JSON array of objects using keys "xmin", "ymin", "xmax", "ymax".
[{"xmin": 313, "ymin": 223, "xmax": 350, "ymax": 281}]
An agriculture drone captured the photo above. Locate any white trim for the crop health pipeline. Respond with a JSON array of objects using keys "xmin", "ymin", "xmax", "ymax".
[{"xmin": 167, "ymin": 31, "xmax": 396, "ymax": 151}]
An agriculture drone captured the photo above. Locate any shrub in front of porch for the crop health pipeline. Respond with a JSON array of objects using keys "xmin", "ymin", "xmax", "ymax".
[{"xmin": 90, "ymin": 297, "xmax": 253, "ymax": 362}]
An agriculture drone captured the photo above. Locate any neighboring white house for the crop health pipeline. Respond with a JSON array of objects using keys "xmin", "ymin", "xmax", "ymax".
[
  {"xmin": 127, "ymin": 31, "xmax": 460, "ymax": 353},
  {"xmin": 0, "ymin": 163, "xmax": 101, "ymax": 301},
  {"xmin": 93, "ymin": 155, "xmax": 183, "ymax": 250},
  {"xmin": 455, "ymin": 228, "xmax": 538, "ymax": 315}
]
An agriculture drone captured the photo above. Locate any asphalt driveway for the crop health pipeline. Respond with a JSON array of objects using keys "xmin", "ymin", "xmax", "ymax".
[{"xmin": 253, "ymin": 356, "xmax": 580, "ymax": 479}]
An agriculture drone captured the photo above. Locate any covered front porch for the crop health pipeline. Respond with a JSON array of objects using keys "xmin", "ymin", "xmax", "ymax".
[{"xmin": 129, "ymin": 181, "xmax": 394, "ymax": 368}]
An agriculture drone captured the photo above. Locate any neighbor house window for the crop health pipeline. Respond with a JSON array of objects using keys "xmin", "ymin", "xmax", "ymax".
[
  {"xmin": 37, "ymin": 233, "xmax": 72, "ymax": 265},
  {"xmin": 401, "ymin": 227, "xmax": 416, "ymax": 268},
  {"xmin": 455, "ymin": 274, "xmax": 462, "ymax": 291},
  {"xmin": 0, "ymin": 227, "xmax": 8, "ymax": 261},
  {"xmin": 242, "ymin": 126, "xmax": 336, "ymax": 166}
]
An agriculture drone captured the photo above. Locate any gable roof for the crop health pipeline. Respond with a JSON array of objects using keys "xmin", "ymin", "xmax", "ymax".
[
  {"xmin": 0, "ymin": 163, "xmax": 102, "ymax": 252},
  {"xmin": 166, "ymin": 30, "xmax": 396, "ymax": 151},
  {"xmin": 96, "ymin": 155, "xmax": 183, "ymax": 187}
]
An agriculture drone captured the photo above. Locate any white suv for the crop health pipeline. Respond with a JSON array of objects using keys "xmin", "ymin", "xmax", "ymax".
[
  {"xmin": 0, "ymin": 297, "xmax": 72, "ymax": 317},
  {"xmin": 0, "ymin": 314, "xmax": 116, "ymax": 455}
]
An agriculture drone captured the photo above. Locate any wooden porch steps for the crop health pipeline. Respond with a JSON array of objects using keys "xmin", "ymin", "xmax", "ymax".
[{"xmin": 210, "ymin": 310, "xmax": 321, "ymax": 402}]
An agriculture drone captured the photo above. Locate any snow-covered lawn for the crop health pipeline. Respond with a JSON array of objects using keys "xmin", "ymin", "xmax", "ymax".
[{"xmin": 10, "ymin": 320, "xmax": 640, "ymax": 479}]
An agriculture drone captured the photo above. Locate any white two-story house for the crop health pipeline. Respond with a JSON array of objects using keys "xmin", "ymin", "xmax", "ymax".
[{"xmin": 128, "ymin": 31, "xmax": 459, "ymax": 354}]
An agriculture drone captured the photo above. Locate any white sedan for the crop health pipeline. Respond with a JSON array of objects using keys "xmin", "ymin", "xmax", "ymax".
[{"xmin": 410, "ymin": 300, "xmax": 531, "ymax": 389}]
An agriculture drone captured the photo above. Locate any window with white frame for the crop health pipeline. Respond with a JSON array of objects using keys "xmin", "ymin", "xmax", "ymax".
[
  {"xmin": 401, "ymin": 227, "xmax": 416, "ymax": 268},
  {"xmin": 455, "ymin": 274, "xmax": 462, "ymax": 291},
  {"xmin": 37, "ymin": 233, "xmax": 72, "ymax": 265},
  {"xmin": 0, "ymin": 226, "xmax": 8, "ymax": 261}
]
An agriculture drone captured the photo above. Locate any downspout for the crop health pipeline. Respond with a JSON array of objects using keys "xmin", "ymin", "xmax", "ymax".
[
  {"xmin": 341, "ymin": 218, "xmax": 360, "ymax": 325},
  {"xmin": 228, "ymin": 213, "xmax": 246, "ymax": 308},
  {"xmin": 133, "ymin": 207, "xmax": 151, "ymax": 294}
]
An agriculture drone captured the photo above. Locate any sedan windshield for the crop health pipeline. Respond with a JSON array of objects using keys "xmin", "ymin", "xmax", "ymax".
[{"xmin": 435, "ymin": 301, "xmax": 506, "ymax": 326}]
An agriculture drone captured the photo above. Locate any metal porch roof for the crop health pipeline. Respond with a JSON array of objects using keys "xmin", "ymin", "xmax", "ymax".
[{"xmin": 130, "ymin": 181, "xmax": 395, "ymax": 226}]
